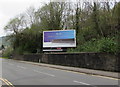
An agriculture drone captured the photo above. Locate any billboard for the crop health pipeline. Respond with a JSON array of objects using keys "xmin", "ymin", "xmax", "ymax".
[{"xmin": 43, "ymin": 30, "xmax": 76, "ymax": 48}]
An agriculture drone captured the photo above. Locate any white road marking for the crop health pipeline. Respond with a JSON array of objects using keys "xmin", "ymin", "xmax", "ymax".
[
  {"xmin": 34, "ymin": 70, "xmax": 55, "ymax": 77},
  {"xmin": 17, "ymin": 65, "xmax": 26, "ymax": 69},
  {"xmin": 73, "ymin": 80, "xmax": 91, "ymax": 85},
  {"xmin": 14, "ymin": 60, "xmax": 119, "ymax": 81}
]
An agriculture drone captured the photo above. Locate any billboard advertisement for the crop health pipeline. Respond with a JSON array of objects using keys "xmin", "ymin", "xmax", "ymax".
[{"xmin": 43, "ymin": 30, "xmax": 76, "ymax": 48}]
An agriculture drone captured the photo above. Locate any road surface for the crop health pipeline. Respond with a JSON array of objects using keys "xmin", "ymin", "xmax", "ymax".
[{"xmin": 0, "ymin": 58, "xmax": 119, "ymax": 87}]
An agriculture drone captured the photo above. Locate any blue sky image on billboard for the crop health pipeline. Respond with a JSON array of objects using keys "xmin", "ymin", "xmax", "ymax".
[{"xmin": 44, "ymin": 30, "xmax": 75, "ymax": 42}]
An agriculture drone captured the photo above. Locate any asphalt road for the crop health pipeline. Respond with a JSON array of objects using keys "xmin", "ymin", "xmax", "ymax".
[{"xmin": 1, "ymin": 58, "xmax": 119, "ymax": 87}]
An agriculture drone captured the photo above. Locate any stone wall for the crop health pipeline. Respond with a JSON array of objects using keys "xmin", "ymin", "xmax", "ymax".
[{"xmin": 12, "ymin": 53, "xmax": 120, "ymax": 72}]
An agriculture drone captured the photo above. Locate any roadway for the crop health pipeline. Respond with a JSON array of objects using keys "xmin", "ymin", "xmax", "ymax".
[{"xmin": 0, "ymin": 58, "xmax": 119, "ymax": 87}]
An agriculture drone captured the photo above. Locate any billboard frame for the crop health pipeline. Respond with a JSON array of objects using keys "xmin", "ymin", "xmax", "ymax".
[{"xmin": 43, "ymin": 29, "xmax": 76, "ymax": 48}]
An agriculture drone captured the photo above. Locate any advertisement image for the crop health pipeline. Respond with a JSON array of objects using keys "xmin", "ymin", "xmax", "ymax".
[{"xmin": 43, "ymin": 30, "xmax": 76, "ymax": 48}]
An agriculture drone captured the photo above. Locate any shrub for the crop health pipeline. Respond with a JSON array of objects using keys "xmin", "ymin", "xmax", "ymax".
[
  {"xmin": 2, "ymin": 47, "xmax": 13, "ymax": 57},
  {"xmin": 67, "ymin": 37, "xmax": 118, "ymax": 53},
  {"xmin": 98, "ymin": 37, "xmax": 118, "ymax": 53}
]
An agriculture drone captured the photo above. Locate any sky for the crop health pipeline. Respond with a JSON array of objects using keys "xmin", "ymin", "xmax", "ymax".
[
  {"xmin": 0, "ymin": 0, "xmax": 119, "ymax": 37},
  {"xmin": 0, "ymin": 0, "xmax": 50, "ymax": 37}
]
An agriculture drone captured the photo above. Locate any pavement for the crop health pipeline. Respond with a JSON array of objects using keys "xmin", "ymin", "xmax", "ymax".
[{"xmin": 17, "ymin": 60, "xmax": 120, "ymax": 79}]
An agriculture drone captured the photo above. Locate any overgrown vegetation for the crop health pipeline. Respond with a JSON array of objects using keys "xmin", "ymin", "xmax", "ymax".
[
  {"xmin": 2, "ymin": 47, "xmax": 13, "ymax": 57},
  {"xmin": 68, "ymin": 37, "xmax": 118, "ymax": 53},
  {"xmin": 3, "ymin": 1, "xmax": 120, "ymax": 56}
]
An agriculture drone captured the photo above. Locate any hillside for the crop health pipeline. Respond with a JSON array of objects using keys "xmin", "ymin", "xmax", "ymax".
[
  {"xmin": 0, "ymin": 37, "xmax": 2, "ymax": 46},
  {"xmin": 0, "ymin": 36, "xmax": 11, "ymax": 48}
]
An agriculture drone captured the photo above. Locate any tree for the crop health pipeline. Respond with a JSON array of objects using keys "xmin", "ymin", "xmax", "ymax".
[
  {"xmin": 4, "ymin": 1, "xmax": 120, "ymax": 54},
  {"xmin": 113, "ymin": 2, "xmax": 120, "ymax": 31},
  {"xmin": 4, "ymin": 15, "xmax": 25, "ymax": 35},
  {"xmin": 92, "ymin": 2, "xmax": 102, "ymax": 37},
  {"xmin": 75, "ymin": 3, "xmax": 80, "ymax": 35},
  {"xmin": 36, "ymin": 2, "xmax": 66, "ymax": 30},
  {"xmin": 26, "ymin": 6, "xmax": 37, "ymax": 25}
]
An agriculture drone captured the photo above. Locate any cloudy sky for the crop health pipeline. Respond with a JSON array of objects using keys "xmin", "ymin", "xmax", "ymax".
[{"xmin": 0, "ymin": 0, "xmax": 50, "ymax": 37}]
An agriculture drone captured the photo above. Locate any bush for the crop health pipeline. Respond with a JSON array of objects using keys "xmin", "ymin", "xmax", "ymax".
[
  {"xmin": 2, "ymin": 47, "xmax": 13, "ymax": 57},
  {"xmin": 12, "ymin": 29, "xmax": 42, "ymax": 54},
  {"xmin": 98, "ymin": 37, "xmax": 118, "ymax": 53},
  {"xmin": 14, "ymin": 47, "xmax": 24, "ymax": 55},
  {"xmin": 67, "ymin": 37, "xmax": 118, "ymax": 53}
]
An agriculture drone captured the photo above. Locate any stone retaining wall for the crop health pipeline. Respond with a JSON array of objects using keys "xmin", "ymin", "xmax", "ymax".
[{"xmin": 12, "ymin": 53, "xmax": 120, "ymax": 72}]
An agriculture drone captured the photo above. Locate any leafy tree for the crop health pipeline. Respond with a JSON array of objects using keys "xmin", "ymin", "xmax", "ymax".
[
  {"xmin": 36, "ymin": 2, "xmax": 66, "ymax": 30},
  {"xmin": 3, "ymin": 1, "xmax": 120, "ymax": 54},
  {"xmin": 4, "ymin": 15, "xmax": 25, "ymax": 35}
]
